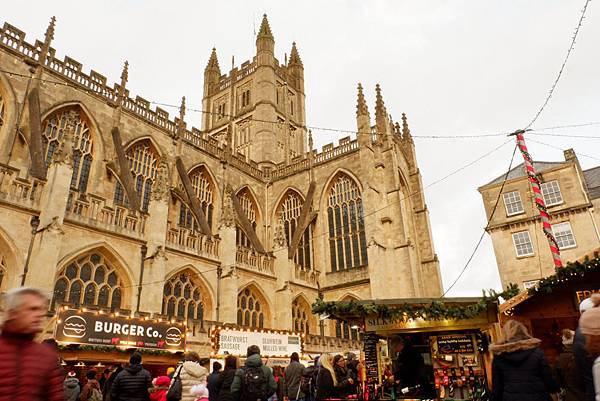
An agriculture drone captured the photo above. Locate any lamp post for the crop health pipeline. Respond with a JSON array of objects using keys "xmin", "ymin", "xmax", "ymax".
[{"xmin": 20, "ymin": 215, "xmax": 40, "ymax": 286}]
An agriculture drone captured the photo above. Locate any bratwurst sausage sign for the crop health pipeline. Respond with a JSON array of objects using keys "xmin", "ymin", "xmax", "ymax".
[{"xmin": 55, "ymin": 309, "xmax": 185, "ymax": 351}]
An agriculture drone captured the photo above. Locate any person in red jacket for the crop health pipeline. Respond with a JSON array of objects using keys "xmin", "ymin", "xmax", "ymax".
[{"xmin": 0, "ymin": 287, "xmax": 63, "ymax": 401}]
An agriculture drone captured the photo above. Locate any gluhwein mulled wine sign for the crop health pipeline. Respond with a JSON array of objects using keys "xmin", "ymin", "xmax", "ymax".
[{"xmin": 55, "ymin": 308, "xmax": 186, "ymax": 352}]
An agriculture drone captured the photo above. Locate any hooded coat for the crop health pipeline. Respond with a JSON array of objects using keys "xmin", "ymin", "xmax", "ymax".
[
  {"xmin": 231, "ymin": 354, "xmax": 277, "ymax": 401},
  {"xmin": 573, "ymin": 327, "xmax": 595, "ymax": 401},
  {"xmin": 215, "ymin": 368, "xmax": 236, "ymax": 401},
  {"xmin": 110, "ymin": 364, "xmax": 152, "ymax": 401},
  {"xmin": 63, "ymin": 377, "xmax": 81, "ymax": 401},
  {"xmin": 555, "ymin": 344, "xmax": 586, "ymax": 401},
  {"xmin": 490, "ymin": 335, "xmax": 559, "ymax": 401},
  {"xmin": 173, "ymin": 361, "xmax": 209, "ymax": 401},
  {"xmin": 81, "ymin": 378, "xmax": 101, "ymax": 401}
]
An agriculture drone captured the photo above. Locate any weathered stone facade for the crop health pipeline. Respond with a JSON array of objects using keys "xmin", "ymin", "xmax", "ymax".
[
  {"xmin": 0, "ymin": 15, "xmax": 441, "ymax": 354},
  {"xmin": 479, "ymin": 150, "xmax": 600, "ymax": 290}
]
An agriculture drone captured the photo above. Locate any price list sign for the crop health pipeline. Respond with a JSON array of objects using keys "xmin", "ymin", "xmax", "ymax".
[{"xmin": 363, "ymin": 332, "xmax": 379, "ymax": 383}]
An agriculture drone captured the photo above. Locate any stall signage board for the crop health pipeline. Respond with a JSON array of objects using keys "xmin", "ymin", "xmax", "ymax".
[
  {"xmin": 575, "ymin": 289, "xmax": 599, "ymax": 304},
  {"xmin": 363, "ymin": 332, "xmax": 379, "ymax": 384},
  {"xmin": 216, "ymin": 329, "xmax": 302, "ymax": 357},
  {"xmin": 436, "ymin": 334, "xmax": 474, "ymax": 354},
  {"xmin": 55, "ymin": 309, "xmax": 185, "ymax": 352},
  {"xmin": 365, "ymin": 313, "xmax": 494, "ymax": 332}
]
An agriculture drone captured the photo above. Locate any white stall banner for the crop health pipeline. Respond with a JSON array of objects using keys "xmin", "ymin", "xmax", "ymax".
[{"xmin": 217, "ymin": 329, "xmax": 302, "ymax": 357}]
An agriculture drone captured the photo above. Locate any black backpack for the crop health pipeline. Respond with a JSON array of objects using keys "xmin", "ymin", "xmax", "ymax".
[
  {"xmin": 241, "ymin": 366, "xmax": 268, "ymax": 401},
  {"xmin": 166, "ymin": 366, "xmax": 183, "ymax": 401}
]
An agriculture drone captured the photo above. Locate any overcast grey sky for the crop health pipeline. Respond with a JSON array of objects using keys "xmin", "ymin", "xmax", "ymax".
[{"xmin": 4, "ymin": 1, "xmax": 599, "ymax": 296}]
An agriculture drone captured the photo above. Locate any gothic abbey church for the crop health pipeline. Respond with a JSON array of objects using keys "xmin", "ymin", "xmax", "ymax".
[{"xmin": 0, "ymin": 15, "xmax": 442, "ymax": 352}]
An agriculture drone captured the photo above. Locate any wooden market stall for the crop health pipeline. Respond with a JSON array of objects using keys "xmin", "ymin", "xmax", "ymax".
[{"xmin": 314, "ymin": 297, "xmax": 502, "ymax": 401}]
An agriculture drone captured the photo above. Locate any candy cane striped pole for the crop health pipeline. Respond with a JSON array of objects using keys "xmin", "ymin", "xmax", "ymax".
[{"xmin": 512, "ymin": 130, "xmax": 563, "ymax": 268}]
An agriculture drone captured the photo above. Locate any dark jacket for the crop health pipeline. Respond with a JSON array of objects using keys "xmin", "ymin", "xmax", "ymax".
[
  {"xmin": 103, "ymin": 367, "xmax": 123, "ymax": 401},
  {"xmin": 0, "ymin": 330, "xmax": 64, "ymax": 401},
  {"xmin": 284, "ymin": 361, "xmax": 305, "ymax": 399},
  {"xmin": 573, "ymin": 327, "xmax": 595, "ymax": 401},
  {"xmin": 333, "ymin": 366, "xmax": 353, "ymax": 398},
  {"xmin": 231, "ymin": 354, "xmax": 277, "ymax": 401},
  {"xmin": 110, "ymin": 364, "xmax": 152, "ymax": 401},
  {"xmin": 208, "ymin": 371, "xmax": 221, "ymax": 401},
  {"xmin": 490, "ymin": 338, "xmax": 559, "ymax": 401},
  {"xmin": 216, "ymin": 369, "xmax": 236, "ymax": 401},
  {"xmin": 315, "ymin": 368, "xmax": 337, "ymax": 401},
  {"xmin": 555, "ymin": 344, "xmax": 586, "ymax": 401},
  {"xmin": 64, "ymin": 377, "xmax": 81, "ymax": 401}
]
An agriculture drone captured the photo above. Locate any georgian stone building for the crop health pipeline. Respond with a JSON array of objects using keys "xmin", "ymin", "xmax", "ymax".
[
  {"xmin": 479, "ymin": 150, "xmax": 600, "ymax": 290},
  {"xmin": 0, "ymin": 15, "xmax": 442, "ymax": 353}
]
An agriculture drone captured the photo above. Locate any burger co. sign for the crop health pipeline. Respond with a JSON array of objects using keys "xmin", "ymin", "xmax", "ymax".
[{"xmin": 55, "ymin": 309, "xmax": 185, "ymax": 352}]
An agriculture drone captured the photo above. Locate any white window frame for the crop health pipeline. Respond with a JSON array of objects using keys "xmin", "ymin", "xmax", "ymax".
[
  {"xmin": 512, "ymin": 230, "xmax": 534, "ymax": 257},
  {"xmin": 552, "ymin": 221, "xmax": 577, "ymax": 250},
  {"xmin": 541, "ymin": 180, "xmax": 564, "ymax": 207},
  {"xmin": 503, "ymin": 191, "xmax": 524, "ymax": 216}
]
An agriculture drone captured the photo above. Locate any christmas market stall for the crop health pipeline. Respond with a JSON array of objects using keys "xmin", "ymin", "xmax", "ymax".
[
  {"xmin": 500, "ymin": 249, "xmax": 600, "ymax": 364},
  {"xmin": 210, "ymin": 325, "xmax": 306, "ymax": 366},
  {"xmin": 53, "ymin": 305, "xmax": 186, "ymax": 377},
  {"xmin": 313, "ymin": 293, "xmax": 516, "ymax": 401}
]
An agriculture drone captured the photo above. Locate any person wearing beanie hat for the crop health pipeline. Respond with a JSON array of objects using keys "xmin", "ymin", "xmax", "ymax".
[
  {"xmin": 554, "ymin": 329, "xmax": 585, "ymax": 401},
  {"xmin": 579, "ymin": 294, "xmax": 600, "ymax": 401},
  {"xmin": 574, "ymin": 294, "xmax": 600, "ymax": 401},
  {"xmin": 64, "ymin": 371, "xmax": 81, "ymax": 401},
  {"xmin": 190, "ymin": 383, "xmax": 210, "ymax": 401}
]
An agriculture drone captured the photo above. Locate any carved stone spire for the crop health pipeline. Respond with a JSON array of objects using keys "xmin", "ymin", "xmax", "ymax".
[
  {"xmin": 308, "ymin": 129, "xmax": 313, "ymax": 152},
  {"xmin": 375, "ymin": 84, "xmax": 388, "ymax": 135},
  {"xmin": 51, "ymin": 110, "xmax": 78, "ymax": 166},
  {"xmin": 401, "ymin": 113, "xmax": 413, "ymax": 142},
  {"xmin": 117, "ymin": 60, "xmax": 129, "ymax": 104},
  {"xmin": 394, "ymin": 121, "xmax": 401, "ymax": 137},
  {"xmin": 205, "ymin": 47, "xmax": 221, "ymax": 74},
  {"xmin": 289, "ymin": 42, "xmax": 303, "ymax": 66},
  {"xmin": 356, "ymin": 83, "xmax": 369, "ymax": 117},
  {"xmin": 273, "ymin": 214, "xmax": 287, "ymax": 249},
  {"xmin": 176, "ymin": 96, "xmax": 186, "ymax": 137},
  {"xmin": 38, "ymin": 16, "xmax": 56, "ymax": 65},
  {"xmin": 257, "ymin": 14, "xmax": 274, "ymax": 39}
]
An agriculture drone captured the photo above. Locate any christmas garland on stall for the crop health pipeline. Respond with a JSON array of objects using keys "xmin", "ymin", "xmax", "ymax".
[
  {"xmin": 58, "ymin": 343, "xmax": 178, "ymax": 356},
  {"xmin": 528, "ymin": 252, "xmax": 600, "ymax": 296},
  {"xmin": 311, "ymin": 284, "xmax": 520, "ymax": 322}
]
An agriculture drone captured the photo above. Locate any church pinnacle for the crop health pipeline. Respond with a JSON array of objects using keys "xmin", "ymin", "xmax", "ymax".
[
  {"xmin": 205, "ymin": 47, "xmax": 221, "ymax": 73},
  {"xmin": 375, "ymin": 84, "xmax": 388, "ymax": 133},
  {"xmin": 356, "ymin": 83, "xmax": 369, "ymax": 117},
  {"xmin": 401, "ymin": 113, "xmax": 413, "ymax": 142},
  {"xmin": 257, "ymin": 14, "xmax": 274, "ymax": 39},
  {"xmin": 289, "ymin": 42, "xmax": 302, "ymax": 66}
]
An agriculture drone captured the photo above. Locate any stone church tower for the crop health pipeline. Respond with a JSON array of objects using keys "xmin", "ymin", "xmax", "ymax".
[{"xmin": 0, "ymin": 15, "xmax": 441, "ymax": 351}]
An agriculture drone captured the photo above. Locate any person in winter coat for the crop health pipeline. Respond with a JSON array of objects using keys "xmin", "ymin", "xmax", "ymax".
[
  {"xmin": 191, "ymin": 383, "xmax": 210, "ymax": 401},
  {"xmin": 149, "ymin": 376, "xmax": 171, "ymax": 401},
  {"xmin": 332, "ymin": 355, "xmax": 354, "ymax": 398},
  {"xmin": 64, "ymin": 372, "xmax": 81, "ymax": 401},
  {"xmin": 215, "ymin": 355, "xmax": 237, "ymax": 401},
  {"xmin": 575, "ymin": 294, "xmax": 599, "ymax": 401},
  {"xmin": 81, "ymin": 370, "xmax": 102, "ymax": 401},
  {"xmin": 578, "ymin": 294, "xmax": 600, "ymax": 401},
  {"xmin": 110, "ymin": 352, "xmax": 152, "ymax": 401},
  {"xmin": 302, "ymin": 357, "xmax": 320, "ymax": 401},
  {"xmin": 489, "ymin": 320, "xmax": 559, "ymax": 401},
  {"xmin": 554, "ymin": 329, "xmax": 585, "ymax": 401},
  {"xmin": 315, "ymin": 354, "xmax": 351, "ymax": 401},
  {"xmin": 102, "ymin": 365, "xmax": 123, "ymax": 401},
  {"xmin": 231, "ymin": 345, "xmax": 277, "ymax": 401},
  {"xmin": 284, "ymin": 352, "xmax": 306, "ymax": 401},
  {"xmin": 272, "ymin": 366, "xmax": 286, "ymax": 401},
  {"xmin": 207, "ymin": 361, "xmax": 222, "ymax": 401},
  {"xmin": 172, "ymin": 352, "xmax": 210, "ymax": 401},
  {"xmin": 0, "ymin": 287, "xmax": 64, "ymax": 401}
]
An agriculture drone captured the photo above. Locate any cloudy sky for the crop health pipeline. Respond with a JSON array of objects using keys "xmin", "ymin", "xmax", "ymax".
[{"xmin": 4, "ymin": 1, "xmax": 599, "ymax": 296}]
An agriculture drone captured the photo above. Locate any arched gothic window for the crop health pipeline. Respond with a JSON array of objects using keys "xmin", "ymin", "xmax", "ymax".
[
  {"xmin": 327, "ymin": 174, "xmax": 368, "ymax": 271},
  {"xmin": 292, "ymin": 298, "xmax": 311, "ymax": 334},
  {"xmin": 114, "ymin": 140, "xmax": 159, "ymax": 213},
  {"xmin": 51, "ymin": 253, "xmax": 123, "ymax": 310},
  {"xmin": 179, "ymin": 167, "xmax": 214, "ymax": 230},
  {"xmin": 335, "ymin": 321, "xmax": 359, "ymax": 341},
  {"xmin": 162, "ymin": 272, "xmax": 205, "ymax": 321},
  {"xmin": 237, "ymin": 287, "xmax": 265, "ymax": 328},
  {"xmin": 42, "ymin": 109, "xmax": 93, "ymax": 193},
  {"xmin": 236, "ymin": 188, "xmax": 258, "ymax": 248},
  {"xmin": 278, "ymin": 190, "xmax": 313, "ymax": 270}
]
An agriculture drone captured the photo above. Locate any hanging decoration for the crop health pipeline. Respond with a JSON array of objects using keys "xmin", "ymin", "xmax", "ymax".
[
  {"xmin": 311, "ymin": 285, "xmax": 519, "ymax": 322},
  {"xmin": 511, "ymin": 130, "xmax": 562, "ymax": 268},
  {"xmin": 528, "ymin": 253, "xmax": 599, "ymax": 296}
]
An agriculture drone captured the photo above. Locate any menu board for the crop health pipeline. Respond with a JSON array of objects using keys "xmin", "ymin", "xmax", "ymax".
[
  {"xmin": 363, "ymin": 332, "xmax": 379, "ymax": 383},
  {"xmin": 436, "ymin": 334, "xmax": 474, "ymax": 354},
  {"xmin": 216, "ymin": 329, "xmax": 302, "ymax": 357}
]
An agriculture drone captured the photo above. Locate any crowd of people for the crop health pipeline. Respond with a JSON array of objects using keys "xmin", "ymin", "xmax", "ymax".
[{"xmin": 1, "ymin": 287, "xmax": 600, "ymax": 401}]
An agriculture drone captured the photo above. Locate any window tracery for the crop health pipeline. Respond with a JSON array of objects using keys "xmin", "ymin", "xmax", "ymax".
[
  {"xmin": 277, "ymin": 190, "xmax": 312, "ymax": 270},
  {"xmin": 236, "ymin": 188, "xmax": 258, "ymax": 248},
  {"xmin": 237, "ymin": 287, "xmax": 265, "ymax": 328},
  {"xmin": 162, "ymin": 271, "xmax": 205, "ymax": 321},
  {"xmin": 178, "ymin": 167, "xmax": 214, "ymax": 230},
  {"xmin": 114, "ymin": 140, "xmax": 159, "ymax": 212}
]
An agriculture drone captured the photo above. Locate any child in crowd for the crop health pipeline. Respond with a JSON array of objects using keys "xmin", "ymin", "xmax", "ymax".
[
  {"xmin": 149, "ymin": 375, "xmax": 171, "ymax": 401},
  {"xmin": 191, "ymin": 383, "xmax": 210, "ymax": 401}
]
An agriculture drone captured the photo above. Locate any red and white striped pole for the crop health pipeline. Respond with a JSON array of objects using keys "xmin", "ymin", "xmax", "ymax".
[{"xmin": 511, "ymin": 130, "xmax": 562, "ymax": 269}]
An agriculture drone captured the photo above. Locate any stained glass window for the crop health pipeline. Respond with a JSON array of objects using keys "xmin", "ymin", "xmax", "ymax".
[
  {"xmin": 237, "ymin": 287, "xmax": 265, "ymax": 328},
  {"xmin": 162, "ymin": 272, "xmax": 205, "ymax": 321},
  {"xmin": 114, "ymin": 140, "xmax": 159, "ymax": 212},
  {"xmin": 277, "ymin": 190, "xmax": 312, "ymax": 270}
]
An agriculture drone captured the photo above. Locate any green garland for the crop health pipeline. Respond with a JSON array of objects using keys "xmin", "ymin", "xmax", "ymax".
[
  {"xmin": 311, "ymin": 284, "xmax": 520, "ymax": 322},
  {"xmin": 58, "ymin": 343, "xmax": 179, "ymax": 356},
  {"xmin": 528, "ymin": 252, "xmax": 600, "ymax": 296}
]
